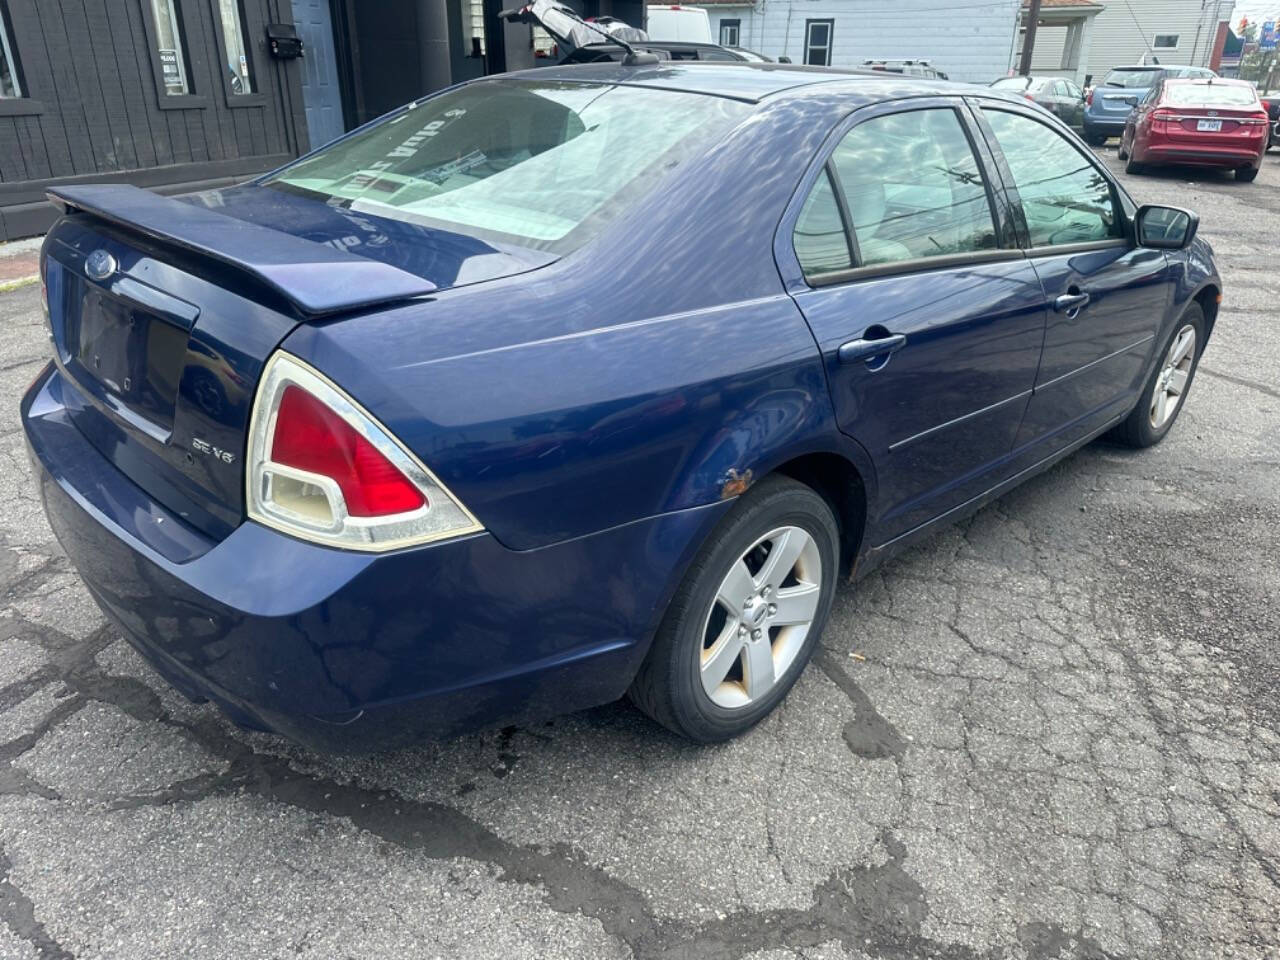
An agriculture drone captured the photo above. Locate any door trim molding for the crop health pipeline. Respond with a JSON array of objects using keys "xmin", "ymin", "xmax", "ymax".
[
  {"xmin": 1035, "ymin": 333, "xmax": 1155, "ymax": 392},
  {"xmin": 887, "ymin": 388, "xmax": 1032, "ymax": 452}
]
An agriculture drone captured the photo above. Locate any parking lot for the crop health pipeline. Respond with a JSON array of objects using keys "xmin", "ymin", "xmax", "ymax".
[{"xmin": 0, "ymin": 146, "xmax": 1277, "ymax": 960}]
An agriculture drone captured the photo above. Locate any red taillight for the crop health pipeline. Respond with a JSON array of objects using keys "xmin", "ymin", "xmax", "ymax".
[
  {"xmin": 1152, "ymin": 108, "xmax": 1174, "ymax": 120},
  {"xmin": 1086, "ymin": 88, "xmax": 1094, "ymax": 105},
  {"xmin": 271, "ymin": 385, "xmax": 426, "ymax": 517},
  {"xmin": 1023, "ymin": 93, "xmax": 1036, "ymax": 101}
]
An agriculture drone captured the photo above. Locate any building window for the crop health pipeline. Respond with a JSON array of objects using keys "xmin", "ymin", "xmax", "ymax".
[
  {"xmin": 805, "ymin": 19, "xmax": 833, "ymax": 66},
  {"xmin": 1153, "ymin": 33, "xmax": 1179, "ymax": 49},
  {"xmin": 217, "ymin": 0, "xmax": 255, "ymax": 94},
  {"xmin": 465, "ymin": 0, "xmax": 486, "ymax": 56},
  {"xmin": 719, "ymin": 19, "xmax": 740, "ymax": 47},
  {"xmin": 0, "ymin": 1, "xmax": 22, "ymax": 98},
  {"xmin": 150, "ymin": 0, "xmax": 193, "ymax": 95}
]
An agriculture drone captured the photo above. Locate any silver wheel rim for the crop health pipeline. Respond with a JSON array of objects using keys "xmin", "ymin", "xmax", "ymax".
[
  {"xmin": 1150, "ymin": 324, "xmax": 1196, "ymax": 430},
  {"xmin": 698, "ymin": 525, "xmax": 822, "ymax": 709}
]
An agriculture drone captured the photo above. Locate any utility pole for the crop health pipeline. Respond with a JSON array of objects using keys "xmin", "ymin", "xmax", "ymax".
[{"xmin": 1019, "ymin": 0, "xmax": 1042, "ymax": 76}]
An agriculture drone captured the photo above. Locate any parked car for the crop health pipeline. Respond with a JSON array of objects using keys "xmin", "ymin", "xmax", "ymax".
[
  {"xmin": 990, "ymin": 75, "xmax": 1085, "ymax": 127},
  {"xmin": 1083, "ymin": 65, "xmax": 1166, "ymax": 144},
  {"xmin": 24, "ymin": 61, "xmax": 1219, "ymax": 752},
  {"xmin": 505, "ymin": 1, "xmax": 746, "ymax": 63},
  {"xmin": 862, "ymin": 58, "xmax": 948, "ymax": 80},
  {"xmin": 645, "ymin": 4, "xmax": 713, "ymax": 42},
  {"xmin": 1119, "ymin": 76, "xmax": 1268, "ymax": 181},
  {"xmin": 727, "ymin": 46, "xmax": 774, "ymax": 62},
  {"xmin": 1260, "ymin": 91, "xmax": 1280, "ymax": 149}
]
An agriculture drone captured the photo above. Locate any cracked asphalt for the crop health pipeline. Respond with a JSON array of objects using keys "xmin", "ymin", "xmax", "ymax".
[{"xmin": 1, "ymin": 146, "xmax": 1278, "ymax": 960}]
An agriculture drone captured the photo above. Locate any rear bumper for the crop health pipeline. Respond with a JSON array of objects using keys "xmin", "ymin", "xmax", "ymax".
[
  {"xmin": 1083, "ymin": 115, "xmax": 1128, "ymax": 135},
  {"xmin": 24, "ymin": 363, "xmax": 729, "ymax": 752},
  {"xmin": 1138, "ymin": 143, "xmax": 1264, "ymax": 168}
]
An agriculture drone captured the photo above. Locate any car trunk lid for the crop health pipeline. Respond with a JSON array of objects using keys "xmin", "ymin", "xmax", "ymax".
[{"xmin": 41, "ymin": 186, "xmax": 464, "ymax": 545}]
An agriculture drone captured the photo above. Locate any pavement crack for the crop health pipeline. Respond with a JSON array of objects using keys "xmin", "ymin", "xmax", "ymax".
[{"xmin": 0, "ymin": 844, "xmax": 74, "ymax": 960}]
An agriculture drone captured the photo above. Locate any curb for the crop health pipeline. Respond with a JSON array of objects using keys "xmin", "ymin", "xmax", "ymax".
[{"xmin": 0, "ymin": 274, "xmax": 39, "ymax": 293}]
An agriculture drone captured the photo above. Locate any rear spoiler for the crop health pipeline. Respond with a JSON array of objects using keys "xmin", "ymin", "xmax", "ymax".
[{"xmin": 47, "ymin": 185, "xmax": 436, "ymax": 317}]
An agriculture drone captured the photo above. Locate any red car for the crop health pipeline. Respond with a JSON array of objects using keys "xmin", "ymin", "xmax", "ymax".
[{"xmin": 1119, "ymin": 77, "xmax": 1269, "ymax": 181}]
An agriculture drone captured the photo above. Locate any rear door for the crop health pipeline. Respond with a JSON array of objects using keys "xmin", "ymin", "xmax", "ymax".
[
  {"xmin": 780, "ymin": 98, "xmax": 1048, "ymax": 543},
  {"xmin": 973, "ymin": 102, "xmax": 1172, "ymax": 455}
]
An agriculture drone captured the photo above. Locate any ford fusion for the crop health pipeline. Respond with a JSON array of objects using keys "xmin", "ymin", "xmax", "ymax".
[{"xmin": 23, "ymin": 63, "xmax": 1220, "ymax": 751}]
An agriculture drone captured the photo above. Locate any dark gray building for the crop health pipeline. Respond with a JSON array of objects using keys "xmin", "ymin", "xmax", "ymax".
[{"xmin": 0, "ymin": 0, "xmax": 642, "ymax": 241}]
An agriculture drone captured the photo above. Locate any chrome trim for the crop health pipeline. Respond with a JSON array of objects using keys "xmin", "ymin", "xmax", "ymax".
[
  {"xmin": 807, "ymin": 249, "xmax": 1025, "ymax": 288},
  {"xmin": 246, "ymin": 352, "xmax": 485, "ymax": 552},
  {"xmin": 1034, "ymin": 333, "xmax": 1156, "ymax": 392}
]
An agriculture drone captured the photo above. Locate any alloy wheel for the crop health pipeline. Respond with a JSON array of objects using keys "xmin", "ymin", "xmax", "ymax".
[
  {"xmin": 1150, "ymin": 323, "xmax": 1196, "ymax": 430},
  {"xmin": 698, "ymin": 525, "xmax": 822, "ymax": 709}
]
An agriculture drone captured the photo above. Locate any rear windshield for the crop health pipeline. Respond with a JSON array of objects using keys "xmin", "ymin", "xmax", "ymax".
[
  {"xmin": 264, "ymin": 79, "xmax": 748, "ymax": 253},
  {"xmin": 1103, "ymin": 69, "xmax": 1161, "ymax": 88},
  {"xmin": 1164, "ymin": 83, "xmax": 1259, "ymax": 107}
]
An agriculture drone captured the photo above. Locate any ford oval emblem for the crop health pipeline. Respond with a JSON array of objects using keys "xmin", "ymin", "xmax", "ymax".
[{"xmin": 85, "ymin": 249, "xmax": 117, "ymax": 281}]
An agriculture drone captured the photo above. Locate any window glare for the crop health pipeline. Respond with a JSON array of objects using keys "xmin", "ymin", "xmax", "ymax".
[
  {"xmin": 0, "ymin": 5, "xmax": 20, "ymax": 99},
  {"xmin": 983, "ymin": 109, "xmax": 1118, "ymax": 248},
  {"xmin": 830, "ymin": 109, "xmax": 997, "ymax": 266},
  {"xmin": 218, "ymin": 0, "xmax": 255, "ymax": 95},
  {"xmin": 266, "ymin": 81, "xmax": 747, "ymax": 252}
]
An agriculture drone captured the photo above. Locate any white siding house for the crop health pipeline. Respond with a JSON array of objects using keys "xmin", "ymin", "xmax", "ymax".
[
  {"xmin": 699, "ymin": 0, "xmax": 1023, "ymax": 83},
  {"xmin": 1023, "ymin": 0, "xmax": 1235, "ymax": 85}
]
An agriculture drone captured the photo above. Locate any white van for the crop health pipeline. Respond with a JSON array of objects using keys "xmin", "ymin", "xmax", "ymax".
[{"xmin": 645, "ymin": 5, "xmax": 713, "ymax": 43}]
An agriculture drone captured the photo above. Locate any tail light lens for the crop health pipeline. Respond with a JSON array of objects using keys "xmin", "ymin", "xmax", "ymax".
[
  {"xmin": 247, "ymin": 352, "xmax": 482, "ymax": 551},
  {"xmin": 1086, "ymin": 88, "xmax": 1094, "ymax": 105}
]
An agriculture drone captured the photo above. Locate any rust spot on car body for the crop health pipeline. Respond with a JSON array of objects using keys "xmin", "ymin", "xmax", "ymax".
[{"xmin": 720, "ymin": 468, "xmax": 753, "ymax": 499}]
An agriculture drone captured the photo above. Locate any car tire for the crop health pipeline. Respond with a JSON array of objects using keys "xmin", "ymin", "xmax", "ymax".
[
  {"xmin": 1084, "ymin": 130, "xmax": 1107, "ymax": 147},
  {"xmin": 1125, "ymin": 151, "xmax": 1145, "ymax": 175},
  {"xmin": 628, "ymin": 474, "xmax": 840, "ymax": 743},
  {"xmin": 1117, "ymin": 140, "xmax": 1129, "ymax": 161},
  {"xmin": 1236, "ymin": 165, "xmax": 1260, "ymax": 182},
  {"xmin": 1110, "ymin": 304, "xmax": 1205, "ymax": 449}
]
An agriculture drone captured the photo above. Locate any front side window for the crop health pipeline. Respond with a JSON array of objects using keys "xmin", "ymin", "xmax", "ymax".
[
  {"xmin": 828, "ymin": 108, "xmax": 997, "ymax": 267},
  {"xmin": 982, "ymin": 108, "xmax": 1119, "ymax": 248},
  {"xmin": 805, "ymin": 20, "xmax": 833, "ymax": 66},
  {"xmin": 217, "ymin": 0, "xmax": 255, "ymax": 94},
  {"xmin": 150, "ymin": 0, "xmax": 192, "ymax": 95},
  {"xmin": 0, "ymin": 1, "xmax": 22, "ymax": 98},
  {"xmin": 265, "ymin": 80, "xmax": 749, "ymax": 253},
  {"xmin": 1153, "ymin": 33, "xmax": 1179, "ymax": 49},
  {"xmin": 719, "ymin": 19, "xmax": 740, "ymax": 46}
]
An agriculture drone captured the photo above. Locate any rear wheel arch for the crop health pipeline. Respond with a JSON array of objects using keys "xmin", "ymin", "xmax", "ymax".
[{"xmin": 771, "ymin": 452, "xmax": 868, "ymax": 576}]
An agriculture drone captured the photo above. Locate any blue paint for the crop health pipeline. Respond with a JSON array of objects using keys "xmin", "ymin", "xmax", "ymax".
[{"xmin": 23, "ymin": 65, "xmax": 1221, "ymax": 750}]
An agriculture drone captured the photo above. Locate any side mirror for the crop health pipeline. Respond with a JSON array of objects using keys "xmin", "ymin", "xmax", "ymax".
[
  {"xmin": 1136, "ymin": 204, "xmax": 1199, "ymax": 249},
  {"xmin": 778, "ymin": 56, "xmax": 792, "ymax": 63}
]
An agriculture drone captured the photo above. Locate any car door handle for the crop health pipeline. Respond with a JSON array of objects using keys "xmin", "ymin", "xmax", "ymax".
[
  {"xmin": 838, "ymin": 333, "xmax": 907, "ymax": 363},
  {"xmin": 1053, "ymin": 292, "xmax": 1091, "ymax": 313}
]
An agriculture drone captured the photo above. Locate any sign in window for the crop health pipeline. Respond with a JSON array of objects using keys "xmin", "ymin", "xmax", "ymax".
[
  {"xmin": 151, "ymin": 0, "xmax": 191, "ymax": 95},
  {"xmin": 217, "ymin": 0, "xmax": 255, "ymax": 94}
]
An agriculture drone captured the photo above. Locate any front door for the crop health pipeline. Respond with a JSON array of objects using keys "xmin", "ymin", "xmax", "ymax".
[
  {"xmin": 975, "ymin": 105, "xmax": 1171, "ymax": 454},
  {"xmin": 290, "ymin": 0, "xmax": 345, "ymax": 150},
  {"xmin": 784, "ymin": 100, "xmax": 1048, "ymax": 543}
]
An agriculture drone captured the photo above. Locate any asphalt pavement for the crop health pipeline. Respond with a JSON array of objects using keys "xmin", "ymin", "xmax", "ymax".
[{"xmin": 0, "ymin": 146, "xmax": 1277, "ymax": 960}]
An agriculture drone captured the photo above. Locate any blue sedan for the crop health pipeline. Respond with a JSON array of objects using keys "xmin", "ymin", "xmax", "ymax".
[{"xmin": 23, "ymin": 63, "xmax": 1220, "ymax": 750}]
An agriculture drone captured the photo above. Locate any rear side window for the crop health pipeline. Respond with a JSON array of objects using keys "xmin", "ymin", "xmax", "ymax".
[
  {"xmin": 982, "ymin": 109, "xmax": 1120, "ymax": 248},
  {"xmin": 793, "ymin": 170, "xmax": 852, "ymax": 275},
  {"xmin": 791, "ymin": 107, "xmax": 998, "ymax": 277},
  {"xmin": 830, "ymin": 108, "xmax": 998, "ymax": 267}
]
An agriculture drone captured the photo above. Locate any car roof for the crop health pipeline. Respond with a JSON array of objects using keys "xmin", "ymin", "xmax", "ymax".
[{"xmin": 500, "ymin": 61, "xmax": 966, "ymax": 104}]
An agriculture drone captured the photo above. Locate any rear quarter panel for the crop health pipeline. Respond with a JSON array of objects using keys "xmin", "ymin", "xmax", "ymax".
[{"xmin": 283, "ymin": 93, "xmax": 877, "ymax": 551}]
